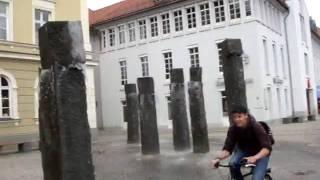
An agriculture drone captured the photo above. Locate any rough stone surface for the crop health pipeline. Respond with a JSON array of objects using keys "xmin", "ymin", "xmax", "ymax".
[
  {"xmin": 170, "ymin": 69, "xmax": 191, "ymax": 151},
  {"xmin": 38, "ymin": 21, "xmax": 95, "ymax": 180},
  {"xmin": 137, "ymin": 77, "xmax": 160, "ymax": 155},
  {"xmin": 125, "ymin": 84, "xmax": 140, "ymax": 144},
  {"xmin": 188, "ymin": 68, "xmax": 210, "ymax": 153},
  {"xmin": 220, "ymin": 39, "xmax": 247, "ymax": 121}
]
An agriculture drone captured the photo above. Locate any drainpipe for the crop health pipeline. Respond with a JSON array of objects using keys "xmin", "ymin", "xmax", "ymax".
[{"xmin": 284, "ymin": 10, "xmax": 296, "ymax": 118}]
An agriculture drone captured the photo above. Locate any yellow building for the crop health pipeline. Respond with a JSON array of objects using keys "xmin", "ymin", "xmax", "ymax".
[{"xmin": 0, "ymin": 0, "xmax": 97, "ymax": 140}]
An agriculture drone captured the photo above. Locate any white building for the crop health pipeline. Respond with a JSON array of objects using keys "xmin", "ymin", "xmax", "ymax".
[
  {"xmin": 89, "ymin": 0, "xmax": 317, "ymax": 128},
  {"xmin": 310, "ymin": 18, "xmax": 320, "ymax": 113}
]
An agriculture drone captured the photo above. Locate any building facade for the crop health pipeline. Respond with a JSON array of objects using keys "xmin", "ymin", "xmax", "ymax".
[
  {"xmin": 90, "ymin": 0, "xmax": 317, "ymax": 128},
  {"xmin": 310, "ymin": 19, "xmax": 320, "ymax": 113},
  {"xmin": 0, "ymin": 0, "xmax": 97, "ymax": 138}
]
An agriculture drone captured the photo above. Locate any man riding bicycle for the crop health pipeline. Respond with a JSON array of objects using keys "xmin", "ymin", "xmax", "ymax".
[{"xmin": 211, "ymin": 106, "xmax": 272, "ymax": 180}]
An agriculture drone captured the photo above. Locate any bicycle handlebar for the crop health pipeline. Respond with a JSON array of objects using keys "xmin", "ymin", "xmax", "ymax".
[{"xmin": 215, "ymin": 159, "xmax": 256, "ymax": 169}]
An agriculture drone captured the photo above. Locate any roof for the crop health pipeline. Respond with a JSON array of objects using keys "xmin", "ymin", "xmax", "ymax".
[
  {"xmin": 89, "ymin": 0, "xmax": 185, "ymax": 26},
  {"xmin": 89, "ymin": 0, "xmax": 288, "ymax": 27}
]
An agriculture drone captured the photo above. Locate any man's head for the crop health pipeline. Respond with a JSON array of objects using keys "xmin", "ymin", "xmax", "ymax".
[{"xmin": 231, "ymin": 106, "xmax": 249, "ymax": 128}]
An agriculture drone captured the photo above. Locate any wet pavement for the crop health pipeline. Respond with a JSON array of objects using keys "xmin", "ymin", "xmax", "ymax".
[{"xmin": 1, "ymin": 121, "xmax": 320, "ymax": 180}]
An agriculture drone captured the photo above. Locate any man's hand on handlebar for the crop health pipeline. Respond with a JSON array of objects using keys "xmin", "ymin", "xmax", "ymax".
[
  {"xmin": 210, "ymin": 159, "xmax": 220, "ymax": 169},
  {"xmin": 243, "ymin": 156, "xmax": 258, "ymax": 164}
]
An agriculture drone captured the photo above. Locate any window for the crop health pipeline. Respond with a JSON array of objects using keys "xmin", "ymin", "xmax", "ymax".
[
  {"xmin": 304, "ymin": 53, "xmax": 309, "ymax": 76},
  {"xmin": 150, "ymin": 16, "xmax": 159, "ymax": 37},
  {"xmin": 217, "ymin": 43, "xmax": 223, "ymax": 72},
  {"xmin": 173, "ymin": 10, "xmax": 183, "ymax": 32},
  {"xmin": 186, "ymin": 7, "xmax": 196, "ymax": 29},
  {"xmin": 272, "ymin": 43, "xmax": 278, "ymax": 76},
  {"xmin": 213, "ymin": 0, "xmax": 225, "ymax": 23},
  {"xmin": 0, "ymin": 2, "xmax": 8, "ymax": 40},
  {"xmin": 101, "ymin": 30, "xmax": 106, "ymax": 48},
  {"xmin": 108, "ymin": 29, "xmax": 115, "ymax": 47},
  {"xmin": 200, "ymin": 3, "xmax": 211, "ymax": 26},
  {"xmin": 189, "ymin": 47, "xmax": 200, "ymax": 67},
  {"xmin": 164, "ymin": 52, "xmax": 173, "ymax": 80},
  {"xmin": 139, "ymin": 20, "xmax": 147, "ymax": 40},
  {"xmin": 0, "ymin": 76, "xmax": 10, "ymax": 118},
  {"xmin": 263, "ymin": 39, "xmax": 270, "ymax": 75},
  {"xmin": 118, "ymin": 25, "xmax": 125, "ymax": 44},
  {"xmin": 284, "ymin": 89, "xmax": 289, "ymax": 113},
  {"xmin": 128, "ymin": 22, "xmax": 136, "ymax": 42},
  {"xmin": 245, "ymin": 0, "xmax": 252, "ymax": 16},
  {"xmin": 161, "ymin": 13, "xmax": 170, "ymax": 34},
  {"xmin": 280, "ymin": 47, "xmax": 287, "ymax": 78},
  {"xmin": 221, "ymin": 91, "xmax": 228, "ymax": 116},
  {"xmin": 35, "ymin": 9, "xmax": 51, "ymax": 44},
  {"xmin": 229, "ymin": 0, "xmax": 241, "ymax": 20},
  {"xmin": 276, "ymin": 88, "xmax": 281, "ymax": 116},
  {"xmin": 119, "ymin": 60, "xmax": 128, "ymax": 86},
  {"xmin": 166, "ymin": 96, "xmax": 173, "ymax": 120},
  {"xmin": 140, "ymin": 56, "xmax": 149, "ymax": 77},
  {"xmin": 300, "ymin": 15, "xmax": 306, "ymax": 43}
]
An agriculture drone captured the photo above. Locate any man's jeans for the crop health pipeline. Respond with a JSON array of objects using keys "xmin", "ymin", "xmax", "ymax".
[{"xmin": 229, "ymin": 148, "xmax": 269, "ymax": 180}]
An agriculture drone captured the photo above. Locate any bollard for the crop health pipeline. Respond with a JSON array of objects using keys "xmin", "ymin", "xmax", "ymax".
[
  {"xmin": 188, "ymin": 67, "xmax": 210, "ymax": 153},
  {"xmin": 170, "ymin": 69, "xmax": 191, "ymax": 151},
  {"xmin": 125, "ymin": 84, "xmax": 140, "ymax": 144},
  {"xmin": 39, "ymin": 21, "xmax": 95, "ymax": 180},
  {"xmin": 137, "ymin": 77, "xmax": 160, "ymax": 155},
  {"xmin": 219, "ymin": 39, "xmax": 247, "ymax": 122}
]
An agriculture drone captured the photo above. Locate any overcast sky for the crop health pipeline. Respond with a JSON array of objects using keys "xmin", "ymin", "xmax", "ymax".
[{"xmin": 88, "ymin": 0, "xmax": 320, "ymax": 25}]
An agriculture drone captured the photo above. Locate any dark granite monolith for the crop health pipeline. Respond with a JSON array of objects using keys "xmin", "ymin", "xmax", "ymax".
[
  {"xmin": 125, "ymin": 84, "xmax": 140, "ymax": 144},
  {"xmin": 188, "ymin": 67, "xmax": 210, "ymax": 153},
  {"xmin": 170, "ymin": 69, "xmax": 191, "ymax": 151},
  {"xmin": 38, "ymin": 21, "xmax": 95, "ymax": 180},
  {"xmin": 219, "ymin": 39, "xmax": 247, "ymax": 122},
  {"xmin": 137, "ymin": 77, "xmax": 160, "ymax": 155}
]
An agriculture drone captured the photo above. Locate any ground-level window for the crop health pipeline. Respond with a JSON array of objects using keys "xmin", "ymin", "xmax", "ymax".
[
  {"xmin": 244, "ymin": 0, "xmax": 252, "ymax": 17},
  {"xmin": 118, "ymin": 25, "xmax": 126, "ymax": 44},
  {"xmin": 213, "ymin": 0, "xmax": 225, "ymax": 23},
  {"xmin": 119, "ymin": 60, "xmax": 128, "ymax": 86},
  {"xmin": 35, "ymin": 9, "xmax": 51, "ymax": 44},
  {"xmin": 139, "ymin": 20, "xmax": 147, "ymax": 40},
  {"xmin": 200, "ymin": 3, "xmax": 211, "ymax": 26},
  {"xmin": 229, "ymin": 0, "xmax": 241, "ymax": 20},
  {"xmin": 304, "ymin": 53, "xmax": 309, "ymax": 76},
  {"xmin": 217, "ymin": 43, "xmax": 223, "ymax": 72},
  {"xmin": 186, "ymin": 6, "xmax": 196, "ymax": 29},
  {"xmin": 0, "ymin": 1, "xmax": 8, "ymax": 40},
  {"xmin": 150, "ymin": 16, "xmax": 159, "ymax": 37},
  {"xmin": 166, "ymin": 96, "xmax": 173, "ymax": 120},
  {"xmin": 108, "ymin": 29, "xmax": 115, "ymax": 47},
  {"xmin": 163, "ymin": 52, "xmax": 173, "ymax": 80},
  {"xmin": 263, "ymin": 39, "xmax": 270, "ymax": 75},
  {"xmin": 140, "ymin": 56, "xmax": 149, "ymax": 77},
  {"xmin": 221, "ymin": 91, "xmax": 228, "ymax": 116},
  {"xmin": 161, "ymin": 13, "xmax": 170, "ymax": 34},
  {"xmin": 189, "ymin": 47, "xmax": 200, "ymax": 67},
  {"xmin": 128, "ymin": 22, "xmax": 136, "ymax": 42},
  {"xmin": 0, "ymin": 76, "xmax": 10, "ymax": 118},
  {"xmin": 173, "ymin": 10, "xmax": 183, "ymax": 32}
]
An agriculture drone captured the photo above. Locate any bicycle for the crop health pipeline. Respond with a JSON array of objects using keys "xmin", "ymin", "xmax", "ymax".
[{"xmin": 214, "ymin": 159, "xmax": 273, "ymax": 180}]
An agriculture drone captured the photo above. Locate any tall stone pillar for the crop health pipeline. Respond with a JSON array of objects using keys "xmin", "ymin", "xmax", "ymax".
[
  {"xmin": 124, "ymin": 84, "xmax": 140, "ymax": 144},
  {"xmin": 188, "ymin": 67, "xmax": 210, "ymax": 153},
  {"xmin": 137, "ymin": 77, "xmax": 160, "ymax": 155},
  {"xmin": 38, "ymin": 21, "xmax": 95, "ymax": 180},
  {"xmin": 170, "ymin": 69, "xmax": 191, "ymax": 151},
  {"xmin": 220, "ymin": 39, "xmax": 247, "ymax": 120}
]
